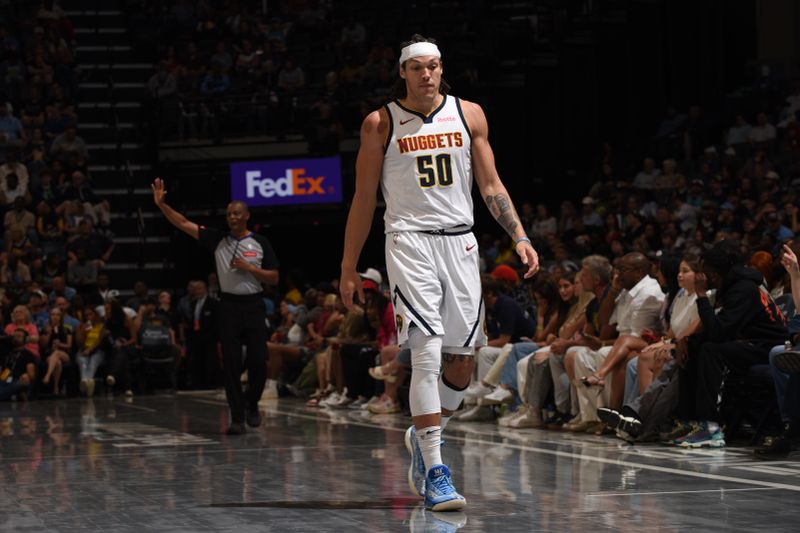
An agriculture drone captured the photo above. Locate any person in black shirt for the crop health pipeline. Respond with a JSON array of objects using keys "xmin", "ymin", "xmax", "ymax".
[
  {"xmin": 0, "ymin": 329, "xmax": 37, "ymax": 401},
  {"xmin": 152, "ymin": 178, "xmax": 279, "ymax": 435}
]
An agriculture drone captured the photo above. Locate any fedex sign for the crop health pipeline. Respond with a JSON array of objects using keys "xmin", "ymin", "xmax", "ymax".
[{"xmin": 231, "ymin": 156, "xmax": 342, "ymax": 207}]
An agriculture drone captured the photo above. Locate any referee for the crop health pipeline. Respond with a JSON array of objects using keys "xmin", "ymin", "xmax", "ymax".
[{"xmin": 152, "ymin": 178, "xmax": 279, "ymax": 435}]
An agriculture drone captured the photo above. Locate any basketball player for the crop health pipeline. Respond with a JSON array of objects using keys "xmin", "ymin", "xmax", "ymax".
[{"xmin": 339, "ymin": 35, "xmax": 539, "ymax": 511}]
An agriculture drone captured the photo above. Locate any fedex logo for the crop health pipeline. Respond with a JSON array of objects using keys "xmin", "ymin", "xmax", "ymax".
[
  {"xmin": 245, "ymin": 168, "xmax": 325, "ymax": 198},
  {"xmin": 231, "ymin": 156, "xmax": 342, "ymax": 207}
]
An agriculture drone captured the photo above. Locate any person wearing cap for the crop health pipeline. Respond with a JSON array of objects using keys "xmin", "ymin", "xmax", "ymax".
[
  {"xmin": 339, "ymin": 33, "xmax": 539, "ymax": 511},
  {"xmin": 152, "ymin": 178, "xmax": 279, "ymax": 435}
]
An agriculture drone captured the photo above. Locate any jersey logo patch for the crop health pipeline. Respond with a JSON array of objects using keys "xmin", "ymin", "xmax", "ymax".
[
  {"xmin": 399, "ymin": 118, "xmax": 415, "ymax": 125},
  {"xmin": 242, "ymin": 251, "xmax": 258, "ymax": 258},
  {"xmin": 466, "ymin": 244, "xmax": 476, "ymax": 252}
]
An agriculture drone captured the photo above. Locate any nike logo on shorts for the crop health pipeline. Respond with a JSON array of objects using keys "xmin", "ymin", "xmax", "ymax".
[
  {"xmin": 400, "ymin": 118, "xmax": 415, "ymax": 125},
  {"xmin": 466, "ymin": 244, "xmax": 476, "ymax": 251}
]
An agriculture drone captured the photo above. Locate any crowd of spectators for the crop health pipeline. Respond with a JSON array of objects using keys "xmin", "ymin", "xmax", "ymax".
[
  {"xmin": 135, "ymin": 0, "xmax": 477, "ymax": 149},
  {"xmin": 0, "ymin": 1, "xmax": 123, "ymax": 399},
  {"xmin": 4, "ymin": 2, "xmax": 800, "ymax": 463}
]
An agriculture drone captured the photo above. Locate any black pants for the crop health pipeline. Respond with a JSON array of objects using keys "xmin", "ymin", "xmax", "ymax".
[
  {"xmin": 341, "ymin": 344, "xmax": 377, "ymax": 399},
  {"xmin": 219, "ymin": 294, "xmax": 268, "ymax": 423},
  {"xmin": 677, "ymin": 340, "xmax": 769, "ymax": 422},
  {"xmin": 186, "ymin": 334, "xmax": 220, "ymax": 389}
]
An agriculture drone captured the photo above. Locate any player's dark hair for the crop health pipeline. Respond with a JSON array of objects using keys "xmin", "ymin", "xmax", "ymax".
[{"xmin": 391, "ymin": 34, "xmax": 451, "ymax": 99}]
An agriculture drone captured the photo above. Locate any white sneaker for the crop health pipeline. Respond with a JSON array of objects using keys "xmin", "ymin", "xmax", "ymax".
[
  {"xmin": 319, "ymin": 391, "xmax": 342, "ymax": 408},
  {"xmin": 479, "ymin": 387, "xmax": 514, "ymax": 405},
  {"xmin": 124, "ymin": 389, "xmax": 134, "ymax": 398},
  {"xmin": 498, "ymin": 405, "xmax": 531, "ymax": 427},
  {"xmin": 329, "ymin": 393, "xmax": 354, "ymax": 409},
  {"xmin": 261, "ymin": 380, "xmax": 279, "ymax": 401},
  {"xmin": 106, "ymin": 375, "xmax": 116, "ymax": 387},
  {"xmin": 464, "ymin": 382, "xmax": 493, "ymax": 404},
  {"xmin": 509, "ymin": 406, "xmax": 544, "ymax": 428},
  {"xmin": 457, "ymin": 405, "xmax": 494, "ymax": 422},
  {"xmin": 348, "ymin": 396, "xmax": 368, "ymax": 410}
]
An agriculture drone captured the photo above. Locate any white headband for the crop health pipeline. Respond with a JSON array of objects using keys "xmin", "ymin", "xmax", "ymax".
[{"xmin": 399, "ymin": 42, "xmax": 441, "ymax": 65}]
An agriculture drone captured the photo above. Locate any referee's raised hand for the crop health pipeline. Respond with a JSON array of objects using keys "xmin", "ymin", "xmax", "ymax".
[{"xmin": 152, "ymin": 177, "xmax": 167, "ymax": 207}]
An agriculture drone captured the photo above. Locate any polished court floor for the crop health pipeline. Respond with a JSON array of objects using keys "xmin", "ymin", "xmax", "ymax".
[{"xmin": 2, "ymin": 393, "xmax": 800, "ymax": 532}]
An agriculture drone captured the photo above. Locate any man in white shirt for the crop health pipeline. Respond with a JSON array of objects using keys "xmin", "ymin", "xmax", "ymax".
[{"xmin": 566, "ymin": 253, "xmax": 664, "ymax": 432}]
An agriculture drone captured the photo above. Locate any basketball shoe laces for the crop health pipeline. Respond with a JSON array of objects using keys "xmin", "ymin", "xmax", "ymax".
[{"xmin": 428, "ymin": 468, "xmax": 457, "ymax": 495}]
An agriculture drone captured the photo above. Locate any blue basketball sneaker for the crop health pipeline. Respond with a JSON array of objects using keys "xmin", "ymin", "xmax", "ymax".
[
  {"xmin": 404, "ymin": 426, "xmax": 427, "ymax": 497},
  {"xmin": 424, "ymin": 464, "xmax": 466, "ymax": 511}
]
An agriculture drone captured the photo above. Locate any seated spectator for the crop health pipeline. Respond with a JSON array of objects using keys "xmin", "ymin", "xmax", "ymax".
[
  {"xmin": 570, "ymin": 253, "xmax": 664, "ymax": 432},
  {"xmin": 125, "ymin": 281, "xmax": 150, "ymax": 312},
  {"xmin": 53, "ymin": 294, "xmax": 80, "ymax": 329},
  {"xmin": 41, "ymin": 253, "xmax": 64, "ymax": 290},
  {"xmin": 0, "ymin": 328, "xmax": 37, "ymax": 401},
  {"xmin": 1, "ymin": 254, "xmax": 32, "ymax": 301},
  {"xmin": 50, "ymin": 125, "xmax": 89, "ymax": 164},
  {"xmin": 0, "ymin": 149, "xmax": 29, "ymax": 191},
  {"xmin": 756, "ymin": 243, "xmax": 800, "ymax": 456},
  {"xmin": 40, "ymin": 306, "xmax": 73, "ymax": 395},
  {"xmin": 27, "ymin": 289, "xmax": 49, "ymax": 330},
  {"xmin": 4, "ymin": 305, "xmax": 40, "ymax": 359},
  {"xmin": 0, "ymin": 102, "xmax": 25, "ymax": 144},
  {"xmin": 628, "ymin": 255, "xmax": 702, "ymax": 404},
  {"xmin": 48, "ymin": 275, "xmax": 76, "ymax": 304},
  {"xmin": 4, "ymin": 196, "xmax": 35, "ymax": 242},
  {"xmin": 75, "ymin": 306, "xmax": 108, "ymax": 397},
  {"xmin": 60, "ymin": 171, "xmax": 111, "ymax": 228},
  {"xmin": 0, "ymin": 172, "xmax": 31, "ymax": 208},
  {"xmin": 673, "ymin": 241, "xmax": 788, "ymax": 448},
  {"xmin": 66, "ymin": 219, "xmax": 113, "ymax": 268},
  {"xmin": 6, "ymin": 227, "xmax": 35, "ymax": 262},
  {"xmin": 277, "ymin": 57, "xmax": 305, "ymax": 93},
  {"xmin": 67, "ymin": 247, "xmax": 97, "ymax": 296},
  {"xmin": 35, "ymin": 200, "xmax": 65, "ymax": 257}
]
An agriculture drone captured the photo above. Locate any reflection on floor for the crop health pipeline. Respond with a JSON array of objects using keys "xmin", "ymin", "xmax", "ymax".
[{"xmin": 1, "ymin": 392, "xmax": 799, "ymax": 532}]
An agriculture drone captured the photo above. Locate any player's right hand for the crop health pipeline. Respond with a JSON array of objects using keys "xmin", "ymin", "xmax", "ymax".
[
  {"xmin": 339, "ymin": 268, "xmax": 364, "ymax": 310},
  {"xmin": 152, "ymin": 177, "xmax": 167, "ymax": 207}
]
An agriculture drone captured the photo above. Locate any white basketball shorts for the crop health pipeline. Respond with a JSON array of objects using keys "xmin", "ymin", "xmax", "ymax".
[{"xmin": 385, "ymin": 229, "xmax": 487, "ymax": 351}]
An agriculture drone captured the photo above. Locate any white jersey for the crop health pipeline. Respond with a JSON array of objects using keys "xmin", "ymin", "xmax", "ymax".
[{"xmin": 381, "ymin": 95, "xmax": 474, "ymax": 233}]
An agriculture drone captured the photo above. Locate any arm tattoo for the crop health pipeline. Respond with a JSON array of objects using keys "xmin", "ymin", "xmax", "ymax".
[{"xmin": 484, "ymin": 193, "xmax": 519, "ymax": 237}]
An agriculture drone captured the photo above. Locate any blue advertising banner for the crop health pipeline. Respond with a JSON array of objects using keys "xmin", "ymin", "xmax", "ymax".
[{"xmin": 230, "ymin": 156, "xmax": 343, "ymax": 207}]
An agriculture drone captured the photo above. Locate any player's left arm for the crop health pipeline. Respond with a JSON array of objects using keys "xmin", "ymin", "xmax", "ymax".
[{"xmin": 464, "ymin": 100, "xmax": 540, "ymax": 278}]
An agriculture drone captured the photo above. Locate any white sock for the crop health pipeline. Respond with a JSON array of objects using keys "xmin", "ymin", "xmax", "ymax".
[
  {"xmin": 440, "ymin": 415, "xmax": 452, "ymax": 431},
  {"xmin": 707, "ymin": 421, "xmax": 720, "ymax": 432},
  {"xmin": 416, "ymin": 425, "xmax": 443, "ymax": 472}
]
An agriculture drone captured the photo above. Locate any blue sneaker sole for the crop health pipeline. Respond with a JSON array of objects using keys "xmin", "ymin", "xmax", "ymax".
[{"xmin": 405, "ymin": 426, "xmax": 424, "ymax": 497}]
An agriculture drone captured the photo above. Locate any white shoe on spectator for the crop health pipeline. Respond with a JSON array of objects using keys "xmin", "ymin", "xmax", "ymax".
[
  {"xmin": 457, "ymin": 405, "xmax": 494, "ymax": 422},
  {"xmin": 261, "ymin": 379, "xmax": 279, "ymax": 401},
  {"xmin": 464, "ymin": 382, "xmax": 493, "ymax": 404},
  {"xmin": 329, "ymin": 393, "xmax": 354, "ymax": 409},
  {"xmin": 368, "ymin": 396, "xmax": 401, "ymax": 414},
  {"xmin": 124, "ymin": 389, "xmax": 134, "ymax": 398},
  {"xmin": 498, "ymin": 406, "xmax": 526, "ymax": 427},
  {"xmin": 480, "ymin": 387, "xmax": 514, "ymax": 405},
  {"xmin": 348, "ymin": 396, "xmax": 368, "ymax": 410},
  {"xmin": 319, "ymin": 391, "xmax": 342, "ymax": 408},
  {"xmin": 509, "ymin": 406, "xmax": 544, "ymax": 428},
  {"xmin": 106, "ymin": 375, "xmax": 116, "ymax": 387}
]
